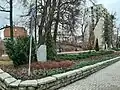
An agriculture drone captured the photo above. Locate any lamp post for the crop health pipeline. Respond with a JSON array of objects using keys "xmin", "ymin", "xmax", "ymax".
[
  {"xmin": 28, "ymin": 16, "xmax": 33, "ymax": 76},
  {"xmin": 28, "ymin": 24, "xmax": 32, "ymax": 76},
  {"xmin": 28, "ymin": 1, "xmax": 37, "ymax": 76}
]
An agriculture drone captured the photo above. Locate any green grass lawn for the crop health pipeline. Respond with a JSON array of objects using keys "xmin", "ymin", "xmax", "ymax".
[
  {"xmin": 0, "ymin": 61, "xmax": 13, "ymax": 65},
  {"xmin": 0, "ymin": 56, "xmax": 13, "ymax": 65}
]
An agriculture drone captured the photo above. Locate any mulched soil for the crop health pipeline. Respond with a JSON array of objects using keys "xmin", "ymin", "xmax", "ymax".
[{"xmin": 0, "ymin": 60, "xmax": 75, "ymax": 80}]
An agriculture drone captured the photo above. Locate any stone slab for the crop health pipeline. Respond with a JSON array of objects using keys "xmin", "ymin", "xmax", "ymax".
[
  {"xmin": 10, "ymin": 80, "xmax": 21, "ymax": 87},
  {"xmin": 0, "ymin": 69, "xmax": 4, "ymax": 74},
  {"xmin": 0, "ymin": 72, "xmax": 12, "ymax": 81},
  {"xmin": 20, "ymin": 80, "xmax": 37, "ymax": 87},
  {"xmin": 37, "ymin": 45, "xmax": 47, "ymax": 62},
  {"xmin": 37, "ymin": 77, "xmax": 56, "ymax": 85},
  {"xmin": 52, "ymin": 73, "xmax": 68, "ymax": 79},
  {"xmin": 4, "ymin": 77, "xmax": 16, "ymax": 86}
]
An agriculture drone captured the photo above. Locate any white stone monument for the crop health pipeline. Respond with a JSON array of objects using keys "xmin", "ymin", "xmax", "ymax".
[{"xmin": 37, "ymin": 45, "xmax": 47, "ymax": 62}]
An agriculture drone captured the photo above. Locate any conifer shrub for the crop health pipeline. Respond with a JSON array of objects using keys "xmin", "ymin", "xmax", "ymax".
[{"xmin": 4, "ymin": 36, "xmax": 36, "ymax": 67}]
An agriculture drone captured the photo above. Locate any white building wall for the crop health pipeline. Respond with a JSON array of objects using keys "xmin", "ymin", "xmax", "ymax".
[
  {"xmin": 94, "ymin": 17, "xmax": 104, "ymax": 49},
  {"xmin": 83, "ymin": 4, "xmax": 109, "ymax": 49},
  {"xmin": 0, "ymin": 30, "xmax": 4, "ymax": 39}
]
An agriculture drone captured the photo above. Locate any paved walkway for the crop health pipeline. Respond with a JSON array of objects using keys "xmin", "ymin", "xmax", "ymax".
[
  {"xmin": 57, "ymin": 50, "xmax": 95, "ymax": 55},
  {"xmin": 59, "ymin": 61, "xmax": 120, "ymax": 90}
]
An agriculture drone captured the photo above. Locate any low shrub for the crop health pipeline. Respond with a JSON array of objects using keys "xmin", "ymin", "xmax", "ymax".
[
  {"xmin": 112, "ymin": 48, "xmax": 120, "ymax": 51},
  {"xmin": 57, "ymin": 50, "xmax": 114, "ymax": 60},
  {"xmin": 31, "ymin": 60, "xmax": 74, "ymax": 69}
]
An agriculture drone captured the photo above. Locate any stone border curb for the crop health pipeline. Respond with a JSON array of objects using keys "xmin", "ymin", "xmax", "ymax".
[{"xmin": 0, "ymin": 56, "xmax": 120, "ymax": 90}]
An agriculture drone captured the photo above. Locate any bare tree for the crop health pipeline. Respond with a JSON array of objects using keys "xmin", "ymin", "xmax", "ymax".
[
  {"xmin": 103, "ymin": 13, "xmax": 116, "ymax": 49},
  {"xmin": 20, "ymin": 0, "xmax": 97, "ymax": 59},
  {"xmin": 0, "ymin": 0, "xmax": 13, "ymax": 39},
  {"xmin": 79, "ymin": 3, "xmax": 89, "ymax": 43}
]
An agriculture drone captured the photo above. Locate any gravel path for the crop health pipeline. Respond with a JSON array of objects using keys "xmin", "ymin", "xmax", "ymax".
[{"xmin": 59, "ymin": 61, "xmax": 120, "ymax": 90}]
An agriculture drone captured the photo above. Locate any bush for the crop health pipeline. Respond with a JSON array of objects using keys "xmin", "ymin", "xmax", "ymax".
[
  {"xmin": 95, "ymin": 38, "xmax": 99, "ymax": 51},
  {"xmin": 4, "ymin": 36, "xmax": 37, "ymax": 67},
  {"xmin": 112, "ymin": 48, "xmax": 120, "ymax": 51},
  {"xmin": 57, "ymin": 50, "xmax": 114, "ymax": 60},
  {"xmin": 31, "ymin": 60, "xmax": 74, "ymax": 69},
  {"xmin": 99, "ymin": 50, "xmax": 114, "ymax": 55}
]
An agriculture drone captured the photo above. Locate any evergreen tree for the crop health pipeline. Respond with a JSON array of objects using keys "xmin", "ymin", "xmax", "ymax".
[{"xmin": 103, "ymin": 14, "xmax": 115, "ymax": 49}]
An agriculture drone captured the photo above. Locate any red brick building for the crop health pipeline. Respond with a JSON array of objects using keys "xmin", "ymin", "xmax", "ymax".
[{"xmin": 4, "ymin": 26, "xmax": 27, "ymax": 38}]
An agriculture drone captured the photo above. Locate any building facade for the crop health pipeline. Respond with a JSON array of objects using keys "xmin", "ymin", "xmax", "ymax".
[
  {"xmin": 84, "ymin": 4, "xmax": 110, "ymax": 49},
  {"xmin": 0, "ymin": 26, "xmax": 27, "ymax": 56},
  {"xmin": 4, "ymin": 26, "xmax": 27, "ymax": 38}
]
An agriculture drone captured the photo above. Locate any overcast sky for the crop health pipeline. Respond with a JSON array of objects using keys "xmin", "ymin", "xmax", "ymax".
[
  {"xmin": 97, "ymin": 0, "xmax": 120, "ymax": 25},
  {"xmin": 0, "ymin": 0, "xmax": 24, "ymax": 28},
  {"xmin": 0, "ymin": 0, "xmax": 120, "ymax": 28}
]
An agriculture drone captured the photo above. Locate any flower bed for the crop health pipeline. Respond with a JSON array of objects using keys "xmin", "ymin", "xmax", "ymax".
[{"xmin": 0, "ymin": 51, "xmax": 119, "ymax": 80}]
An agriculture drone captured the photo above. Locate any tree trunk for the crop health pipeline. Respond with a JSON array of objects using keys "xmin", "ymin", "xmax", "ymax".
[
  {"xmin": 35, "ymin": 0, "xmax": 37, "ymax": 44},
  {"xmin": 10, "ymin": 0, "xmax": 13, "ymax": 40},
  {"xmin": 88, "ymin": 7, "xmax": 95, "ymax": 49},
  {"xmin": 44, "ymin": 0, "xmax": 57, "ymax": 60},
  {"xmin": 38, "ymin": 0, "xmax": 49, "ymax": 45},
  {"xmin": 53, "ymin": 0, "xmax": 61, "ymax": 44}
]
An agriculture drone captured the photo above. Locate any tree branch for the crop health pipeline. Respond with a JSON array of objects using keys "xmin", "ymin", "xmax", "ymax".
[
  {"xmin": 0, "ymin": 5, "xmax": 10, "ymax": 12},
  {"xmin": 0, "ymin": 26, "xmax": 10, "ymax": 30},
  {"xmin": 0, "ymin": 9, "xmax": 10, "ymax": 12}
]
